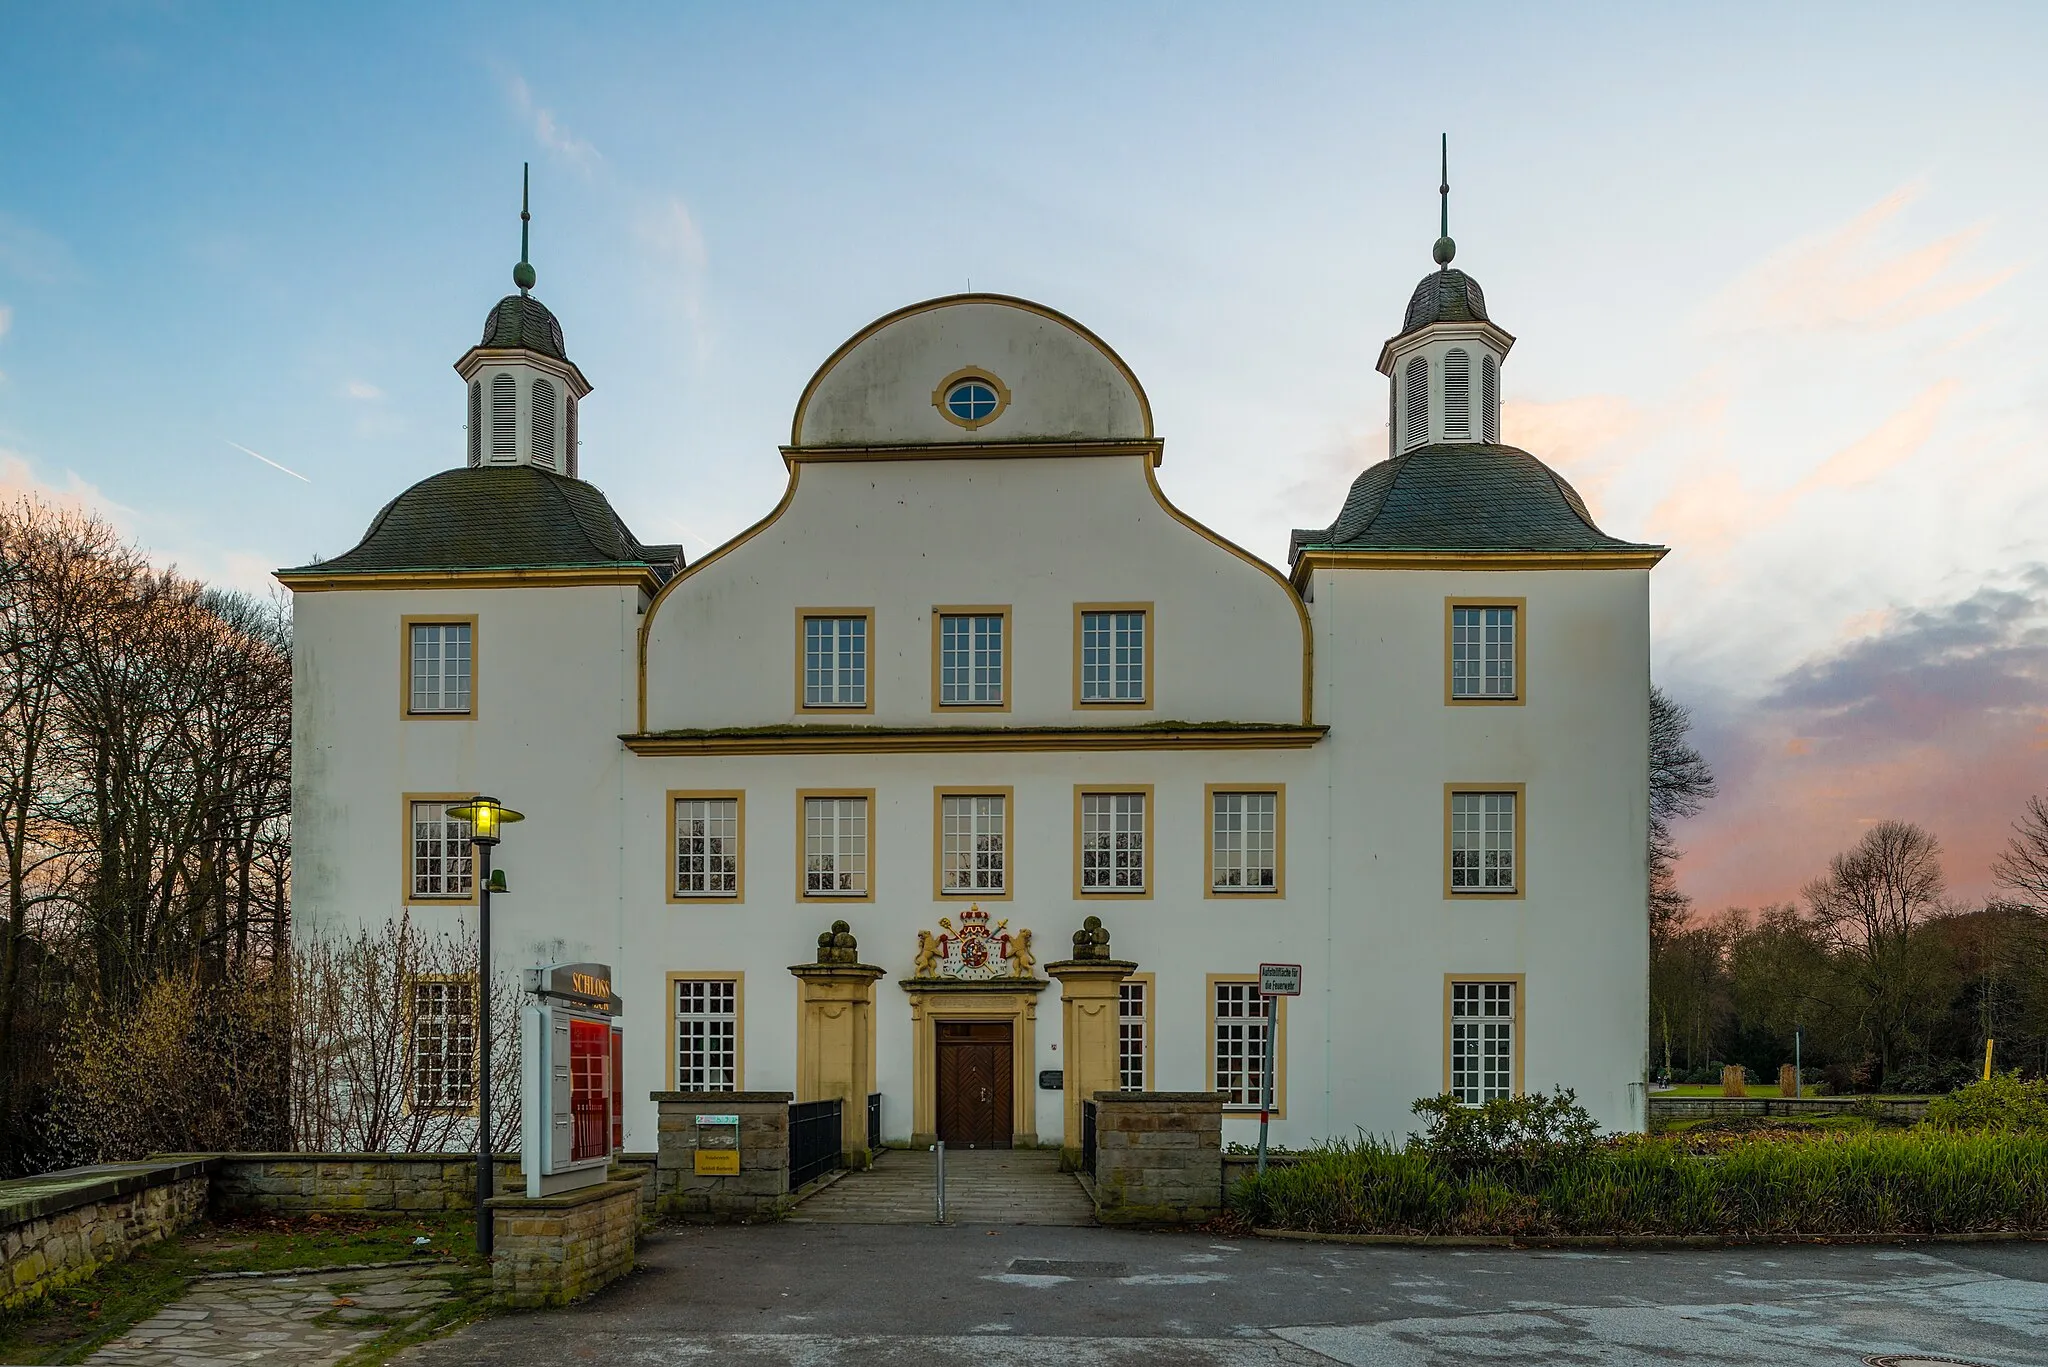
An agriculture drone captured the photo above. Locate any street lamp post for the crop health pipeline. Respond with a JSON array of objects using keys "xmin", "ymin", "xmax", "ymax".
[{"xmin": 446, "ymin": 796, "xmax": 523, "ymax": 1257}]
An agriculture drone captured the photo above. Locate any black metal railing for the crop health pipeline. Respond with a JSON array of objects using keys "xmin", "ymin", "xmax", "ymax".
[
  {"xmin": 789, "ymin": 1099, "xmax": 844, "ymax": 1190},
  {"xmin": 866, "ymin": 1092, "xmax": 882, "ymax": 1152},
  {"xmin": 1080, "ymin": 1099, "xmax": 1097, "ymax": 1177}
]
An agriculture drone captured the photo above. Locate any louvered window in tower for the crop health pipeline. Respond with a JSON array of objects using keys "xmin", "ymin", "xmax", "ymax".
[
  {"xmin": 490, "ymin": 375, "xmax": 516, "ymax": 462},
  {"xmin": 1404, "ymin": 357, "xmax": 1429, "ymax": 449},
  {"xmin": 531, "ymin": 378, "xmax": 558, "ymax": 471},
  {"xmin": 1443, "ymin": 349, "xmax": 1472, "ymax": 440},
  {"xmin": 468, "ymin": 382, "xmax": 482, "ymax": 467},
  {"xmin": 566, "ymin": 398, "xmax": 578, "ymax": 478},
  {"xmin": 1481, "ymin": 354, "xmax": 1499, "ymax": 443}
]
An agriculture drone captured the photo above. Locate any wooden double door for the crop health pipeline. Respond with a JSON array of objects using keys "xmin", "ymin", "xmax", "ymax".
[{"xmin": 935, "ymin": 1020, "xmax": 1013, "ymax": 1148}]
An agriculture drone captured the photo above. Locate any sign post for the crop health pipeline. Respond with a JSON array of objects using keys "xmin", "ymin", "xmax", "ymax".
[{"xmin": 1257, "ymin": 964, "xmax": 1302, "ymax": 1177}]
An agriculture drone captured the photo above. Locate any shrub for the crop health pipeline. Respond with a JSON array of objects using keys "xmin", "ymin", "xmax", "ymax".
[
  {"xmin": 1410, "ymin": 1087, "xmax": 1599, "ymax": 1184},
  {"xmin": 1231, "ymin": 1129, "xmax": 2048, "ymax": 1237},
  {"xmin": 1924, "ymin": 1073, "xmax": 2048, "ymax": 1133}
]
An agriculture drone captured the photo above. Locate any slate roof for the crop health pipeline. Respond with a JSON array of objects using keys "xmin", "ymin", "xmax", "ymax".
[
  {"xmin": 280, "ymin": 466, "xmax": 682, "ymax": 578},
  {"xmin": 1399, "ymin": 268, "xmax": 1489, "ymax": 336},
  {"xmin": 479, "ymin": 293, "xmax": 568, "ymax": 361},
  {"xmin": 1288, "ymin": 443, "xmax": 1662, "ymax": 562}
]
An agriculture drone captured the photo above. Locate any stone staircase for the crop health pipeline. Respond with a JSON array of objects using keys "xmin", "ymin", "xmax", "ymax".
[{"xmin": 790, "ymin": 1146, "xmax": 1095, "ymax": 1226}]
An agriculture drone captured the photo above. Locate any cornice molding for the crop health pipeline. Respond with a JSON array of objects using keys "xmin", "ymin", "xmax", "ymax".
[
  {"xmin": 1291, "ymin": 547, "xmax": 1667, "ymax": 587},
  {"xmin": 622, "ymin": 723, "xmax": 1329, "ymax": 757},
  {"xmin": 452, "ymin": 346, "xmax": 593, "ymax": 398},
  {"xmin": 277, "ymin": 565, "xmax": 660, "ymax": 593},
  {"xmin": 781, "ymin": 439, "xmax": 1163, "ymax": 469}
]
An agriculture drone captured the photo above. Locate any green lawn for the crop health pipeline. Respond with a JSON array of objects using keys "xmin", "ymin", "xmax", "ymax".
[{"xmin": 0, "ymin": 1211, "xmax": 488, "ymax": 1366}]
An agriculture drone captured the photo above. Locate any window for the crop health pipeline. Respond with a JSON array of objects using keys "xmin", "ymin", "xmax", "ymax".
[
  {"xmin": 531, "ymin": 376, "xmax": 557, "ymax": 471},
  {"xmin": 468, "ymin": 381, "xmax": 482, "ymax": 467},
  {"xmin": 1449, "ymin": 788, "xmax": 1521, "ymax": 895},
  {"xmin": 801, "ymin": 613, "xmax": 871, "ymax": 710},
  {"xmin": 802, "ymin": 793, "xmax": 871, "ymax": 898},
  {"xmin": 938, "ymin": 791, "xmax": 1008, "ymax": 896},
  {"xmin": 1210, "ymin": 978, "xmax": 1282, "ymax": 1111},
  {"xmin": 1079, "ymin": 789, "xmax": 1147, "ymax": 894},
  {"xmin": 1077, "ymin": 606, "xmax": 1148, "ymax": 705},
  {"xmin": 408, "ymin": 976, "xmax": 476, "ymax": 1113},
  {"xmin": 672, "ymin": 976, "xmax": 740, "ymax": 1091},
  {"xmin": 932, "ymin": 368, "xmax": 1010, "ymax": 430},
  {"xmin": 407, "ymin": 798, "xmax": 473, "ymax": 901},
  {"xmin": 1208, "ymin": 788, "xmax": 1281, "ymax": 895},
  {"xmin": 1448, "ymin": 602, "xmax": 1520, "ymax": 702},
  {"xmin": 935, "ymin": 610, "xmax": 1006, "ymax": 708},
  {"xmin": 671, "ymin": 793, "xmax": 742, "ymax": 901},
  {"xmin": 1481, "ymin": 354, "xmax": 1499, "ymax": 443},
  {"xmin": 490, "ymin": 374, "xmax": 516, "ymax": 461},
  {"xmin": 946, "ymin": 380, "xmax": 998, "ymax": 423},
  {"xmin": 1118, "ymin": 977, "xmax": 1150, "ymax": 1091},
  {"xmin": 1449, "ymin": 980, "xmax": 1517, "ymax": 1104},
  {"xmin": 1443, "ymin": 348, "xmax": 1471, "ymax": 440},
  {"xmin": 406, "ymin": 620, "xmax": 474, "ymax": 715},
  {"xmin": 1404, "ymin": 356, "xmax": 1429, "ymax": 448}
]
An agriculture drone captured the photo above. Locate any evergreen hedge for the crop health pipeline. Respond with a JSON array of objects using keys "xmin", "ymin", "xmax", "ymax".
[{"xmin": 1233, "ymin": 1090, "xmax": 2048, "ymax": 1238}]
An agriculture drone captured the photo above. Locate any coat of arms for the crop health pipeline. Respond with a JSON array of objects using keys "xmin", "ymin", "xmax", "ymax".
[{"xmin": 914, "ymin": 904, "xmax": 1036, "ymax": 981}]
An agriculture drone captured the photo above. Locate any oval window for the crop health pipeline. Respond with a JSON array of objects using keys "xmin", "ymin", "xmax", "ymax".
[{"xmin": 945, "ymin": 380, "xmax": 1000, "ymax": 424}]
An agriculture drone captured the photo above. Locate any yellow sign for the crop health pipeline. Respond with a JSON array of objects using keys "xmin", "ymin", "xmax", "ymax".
[{"xmin": 694, "ymin": 1149, "xmax": 740, "ymax": 1175}]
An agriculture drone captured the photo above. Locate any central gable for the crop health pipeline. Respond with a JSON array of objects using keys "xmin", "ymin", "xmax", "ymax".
[{"xmin": 791, "ymin": 295, "xmax": 1152, "ymax": 448}]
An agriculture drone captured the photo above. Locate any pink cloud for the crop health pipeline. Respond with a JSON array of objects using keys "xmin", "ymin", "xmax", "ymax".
[
  {"xmin": 1702, "ymin": 182, "xmax": 2018, "ymax": 336},
  {"xmin": 1673, "ymin": 569, "xmax": 2048, "ymax": 911}
]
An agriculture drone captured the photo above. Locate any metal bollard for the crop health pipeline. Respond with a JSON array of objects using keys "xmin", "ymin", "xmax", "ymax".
[{"xmin": 933, "ymin": 1140, "xmax": 946, "ymax": 1224}]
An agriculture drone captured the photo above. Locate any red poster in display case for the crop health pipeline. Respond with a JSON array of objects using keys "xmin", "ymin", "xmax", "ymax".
[
  {"xmin": 610, "ymin": 1025, "xmax": 624, "ymax": 1151},
  {"xmin": 569, "ymin": 1017, "xmax": 611, "ymax": 1163}
]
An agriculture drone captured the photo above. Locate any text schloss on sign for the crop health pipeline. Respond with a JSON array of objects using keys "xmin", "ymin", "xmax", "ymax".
[{"xmin": 1259, "ymin": 963, "xmax": 1303, "ymax": 996}]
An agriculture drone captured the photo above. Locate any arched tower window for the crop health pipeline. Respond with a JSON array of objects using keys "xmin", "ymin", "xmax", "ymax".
[
  {"xmin": 531, "ymin": 377, "xmax": 558, "ymax": 471},
  {"xmin": 490, "ymin": 374, "xmax": 517, "ymax": 462},
  {"xmin": 1443, "ymin": 348, "xmax": 1471, "ymax": 440},
  {"xmin": 566, "ymin": 397, "xmax": 578, "ymax": 478},
  {"xmin": 468, "ymin": 381, "xmax": 482, "ymax": 467},
  {"xmin": 1481, "ymin": 354, "xmax": 1499, "ymax": 443},
  {"xmin": 1403, "ymin": 357, "xmax": 1429, "ymax": 449}
]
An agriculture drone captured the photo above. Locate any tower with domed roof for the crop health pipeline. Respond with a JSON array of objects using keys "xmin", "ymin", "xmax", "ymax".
[{"xmin": 454, "ymin": 164, "xmax": 591, "ymax": 477}]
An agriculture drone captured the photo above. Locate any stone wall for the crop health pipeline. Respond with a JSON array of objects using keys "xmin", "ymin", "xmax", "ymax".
[
  {"xmin": 1648, "ymin": 1096, "xmax": 1929, "ymax": 1123},
  {"xmin": 653, "ymin": 1092, "xmax": 791, "ymax": 1220},
  {"xmin": 489, "ymin": 1178, "xmax": 641, "ymax": 1309},
  {"xmin": 206, "ymin": 1154, "xmax": 523, "ymax": 1214},
  {"xmin": 1090, "ymin": 1091, "xmax": 1223, "ymax": 1225},
  {"xmin": 0, "ymin": 1160, "xmax": 212, "ymax": 1310}
]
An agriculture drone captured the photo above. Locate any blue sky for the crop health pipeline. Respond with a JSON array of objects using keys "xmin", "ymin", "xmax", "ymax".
[{"xmin": 2, "ymin": 2, "xmax": 2044, "ymax": 909}]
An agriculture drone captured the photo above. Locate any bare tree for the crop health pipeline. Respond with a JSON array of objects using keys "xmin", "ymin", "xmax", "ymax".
[
  {"xmin": 290, "ymin": 915, "xmax": 520, "ymax": 1154},
  {"xmin": 1993, "ymin": 795, "xmax": 2048, "ymax": 912},
  {"xmin": 1803, "ymin": 820, "xmax": 1949, "ymax": 1081},
  {"xmin": 1648, "ymin": 684, "xmax": 1717, "ymax": 937}
]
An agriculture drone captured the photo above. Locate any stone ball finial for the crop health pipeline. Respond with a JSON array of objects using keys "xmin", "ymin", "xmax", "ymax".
[
  {"xmin": 816, "ymin": 919, "xmax": 860, "ymax": 965},
  {"xmin": 1072, "ymin": 914, "xmax": 1111, "ymax": 961}
]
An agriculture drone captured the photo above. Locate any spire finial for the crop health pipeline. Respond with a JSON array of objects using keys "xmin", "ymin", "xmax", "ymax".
[
  {"xmin": 1432, "ymin": 134, "xmax": 1456, "ymax": 268},
  {"xmin": 513, "ymin": 162, "xmax": 537, "ymax": 293}
]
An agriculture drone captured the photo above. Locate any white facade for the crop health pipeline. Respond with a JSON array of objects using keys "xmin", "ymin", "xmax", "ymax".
[{"xmin": 286, "ymin": 280, "xmax": 1659, "ymax": 1154}]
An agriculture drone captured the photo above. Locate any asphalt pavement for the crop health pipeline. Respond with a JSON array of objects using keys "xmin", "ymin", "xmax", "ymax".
[{"xmin": 401, "ymin": 1223, "xmax": 2048, "ymax": 1365}]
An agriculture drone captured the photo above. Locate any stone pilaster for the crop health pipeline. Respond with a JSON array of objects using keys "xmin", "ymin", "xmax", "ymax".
[
  {"xmin": 788, "ymin": 962, "xmax": 886, "ymax": 1163},
  {"xmin": 1046, "ymin": 958, "xmax": 1137, "ymax": 1151}
]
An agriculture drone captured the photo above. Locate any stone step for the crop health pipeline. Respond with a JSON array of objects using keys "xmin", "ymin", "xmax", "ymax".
[{"xmin": 792, "ymin": 1149, "xmax": 1095, "ymax": 1226}]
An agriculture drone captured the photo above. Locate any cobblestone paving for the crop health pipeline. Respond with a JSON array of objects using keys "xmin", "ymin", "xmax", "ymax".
[{"xmin": 84, "ymin": 1264, "xmax": 458, "ymax": 1366}]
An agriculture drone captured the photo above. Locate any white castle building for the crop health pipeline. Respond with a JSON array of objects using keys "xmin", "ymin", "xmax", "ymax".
[{"xmin": 282, "ymin": 193, "xmax": 1663, "ymax": 1156}]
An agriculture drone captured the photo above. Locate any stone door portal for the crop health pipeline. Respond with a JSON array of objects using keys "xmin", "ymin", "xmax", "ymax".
[{"xmin": 934, "ymin": 1020, "xmax": 1013, "ymax": 1148}]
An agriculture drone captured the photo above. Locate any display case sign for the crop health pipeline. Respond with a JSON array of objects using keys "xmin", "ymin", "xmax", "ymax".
[
  {"xmin": 524, "ymin": 962, "xmax": 623, "ymax": 1015},
  {"xmin": 694, "ymin": 1113, "xmax": 741, "ymax": 1174}
]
